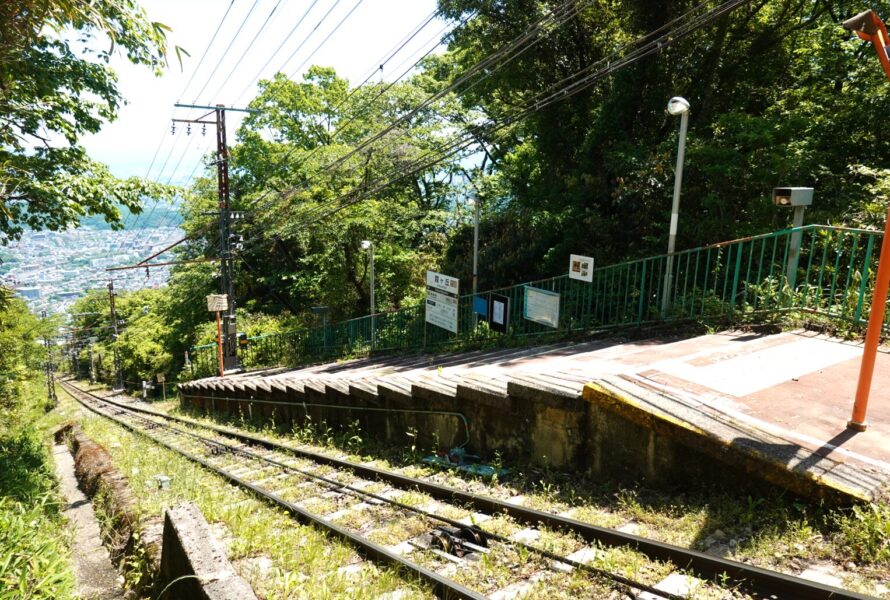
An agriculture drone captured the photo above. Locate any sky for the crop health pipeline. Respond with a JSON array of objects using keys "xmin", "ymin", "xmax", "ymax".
[{"xmin": 82, "ymin": 0, "xmax": 444, "ymax": 187}]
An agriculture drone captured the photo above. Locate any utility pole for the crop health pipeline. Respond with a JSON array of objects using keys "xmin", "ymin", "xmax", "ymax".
[
  {"xmin": 88, "ymin": 343, "xmax": 96, "ymax": 383},
  {"xmin": 108, "ymin": 281, "xmax": 124, "ymax": 391},
  {"xmin": 173, "ymin": 103, "xmax": 256, "ymax": 372},
  {"xmin": 40, "ymin": 310, "xmax": 57, "ymax": 405}
]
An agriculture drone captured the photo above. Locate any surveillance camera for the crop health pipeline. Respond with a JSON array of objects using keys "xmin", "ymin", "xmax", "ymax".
[{"xmin": 772, "ymin": 187, "xmax": 813, "ymax": 207}]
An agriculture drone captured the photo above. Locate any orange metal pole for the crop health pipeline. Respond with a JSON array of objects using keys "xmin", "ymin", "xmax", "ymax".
[
  {"xmin": 848, "ymin": 206, "xmax": 890, "ymax": 431},
  {"xmin": 216, "ymin": 310, "xmax": 225, "ymax": 378}
]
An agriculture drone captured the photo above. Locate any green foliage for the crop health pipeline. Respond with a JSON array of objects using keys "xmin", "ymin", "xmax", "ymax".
[
  {"xmin": 0, "ymin": 292, "xmax": 53, "ymax": 422},
  {"xmin": 178, "ymin": 66, "xmax": 461, "ymax": 323},
  {"xmin": 75, "ymin": 1, "xmax": 890, "ymax": 380},
  {"xmin": 837, "ymin": 503, "xmax": 890, "ymax": 564},
  {"xmin": 0, "ymin": 380, "xmax": 75, "ymax": 600},
  {"xmin": 0, "ymin": 0, "xmax": 179, "ymax": 244},
  {"xmin": 434, "ymin": 0, "xmax": 890, "ymax": 272}
]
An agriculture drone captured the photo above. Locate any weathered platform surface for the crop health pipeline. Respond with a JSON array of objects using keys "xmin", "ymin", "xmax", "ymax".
[{"xmin": 179, "ymin": 330, "xmax": 890, "ymax": 503}]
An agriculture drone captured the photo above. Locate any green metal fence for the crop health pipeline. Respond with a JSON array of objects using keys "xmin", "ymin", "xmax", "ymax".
[{"xmin": 186, "ymin": 225, "xmax": 888, "ymax": 379}]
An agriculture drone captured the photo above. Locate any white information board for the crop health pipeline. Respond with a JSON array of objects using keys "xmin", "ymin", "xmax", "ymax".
[
  {"xmin": 568, "ymin": 254, "xmax": 594, "ymax": 282},
  {"xmin": 425, "ymin": 271, "xmax": 459, "ymax": 333},
  {"xmin": 523, "ymin": 286, "xmax": 560, "ymax": 328},
  {"xmin": 206, "ymin": 294, "xmax": 229, "ymax": 312}
]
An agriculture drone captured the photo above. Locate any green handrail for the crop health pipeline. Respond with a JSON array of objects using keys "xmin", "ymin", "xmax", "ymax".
[{"xmin": 186, "ymin": 225, "xmax": 888, "ymax": 379}]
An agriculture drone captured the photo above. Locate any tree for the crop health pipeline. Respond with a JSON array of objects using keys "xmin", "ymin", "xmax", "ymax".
[
  {"xmin": 0, "ymin": 290, "xmax": 52, "ymax": 426},
  {"xmin": 435, "ymin": 0, "xmax": 890, "ymax": 271},
  {"xmin": 0, "ymin": 0, "xmax": 180, "ymax": 244},
  {"xmin": 177, "ymin": 66, "xmax": 465, "ymax": 322}
]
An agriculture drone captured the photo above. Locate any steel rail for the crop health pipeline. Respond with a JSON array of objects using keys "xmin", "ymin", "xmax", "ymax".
[
  {"xmin": 59, "ymin": 381, "xmax": 484, "ymax": 600},
  {"xmin": 67, "ymin": 381, "xmax": 873, "ymax": 600},
  {"xmin": 86, "ymin": 392, "xmax": 685, "ymax": 600}
]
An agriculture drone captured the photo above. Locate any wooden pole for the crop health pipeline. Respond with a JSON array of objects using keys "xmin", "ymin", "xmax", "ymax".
[{"xmin": 848, "ymin": 206, "xmax": 890, "ymax": 431}]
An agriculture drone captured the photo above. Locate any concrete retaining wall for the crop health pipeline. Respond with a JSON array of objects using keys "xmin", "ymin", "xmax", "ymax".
[
  {"xmin": 57, "ymin": 424, "xmax": 257, "ymax": 599},
  {"xmin": 160, "ymin": 502, "xmax": 256, "ymax": 600},
  {"xmin": 179, "ymin": 373, "xmax": 739, "ymax": 491}
]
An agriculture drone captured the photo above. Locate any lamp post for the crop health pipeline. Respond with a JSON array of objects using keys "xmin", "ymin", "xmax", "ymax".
[
  {"xmin": 842, "ymin": 8, "xmax": 890, "ymax": 431},
  {"xmin": 471, "ymin": 198, "xmax": 480, "ymax": 298},
  {"xmin": 661, "ymin": 96, "xmax": 690, "ymax": 315},
  {"xmin": 361, "ymin": 240, "xmax": 375, "ymax": 346}
]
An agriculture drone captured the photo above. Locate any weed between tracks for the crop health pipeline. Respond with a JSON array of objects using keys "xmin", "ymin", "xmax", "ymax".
[
  {"xmin": 161, "ymin": 394, "xmax": 890, "ymax": 599},
  {"xmin": 62, "ymin": 393, "xmax": 434, "ymax": 600}
]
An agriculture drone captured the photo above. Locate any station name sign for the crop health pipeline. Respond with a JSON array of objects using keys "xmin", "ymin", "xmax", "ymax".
[{"xmin": 425, "ymin": 271, "xmax": 459, "ymax": 333}]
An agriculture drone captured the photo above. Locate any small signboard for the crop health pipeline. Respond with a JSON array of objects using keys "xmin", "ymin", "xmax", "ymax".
[
  {"xmin": 569, "ymin": 254, "xmax": 594, "ymax": 282},
  {"xmin": 523, "ymin": 286, "xmax": 560, "ymax": 328},
  {"xmin": 425, "ymin": 271, "xmax": 459, "ymax": 333},
  {"xmin": 472, "ymin": 294, "xmax": 489, "ymax": 318},
  {"xmin": 206, "ymin": 294, "xmax": 228, "ymax": 312},
  {"xmin": 156, "ymin": 373, "xmax": 166, "ymax": 384},
  {"xmin": 488, "ymin": 293, "xmax": 510, "ymax": 333}
]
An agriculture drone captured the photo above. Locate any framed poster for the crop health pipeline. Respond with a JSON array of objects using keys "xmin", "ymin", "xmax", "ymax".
[
  {"xmin": 568, "ymin": 254, "xmax": 594, "ymax": 282},
  {"xmin": 488, "ymin": 293, "xmax": 510, "ymax": 333},
  {"xmin": 523, "ymin": 286, "xmax": 560, "ymax": 328}
]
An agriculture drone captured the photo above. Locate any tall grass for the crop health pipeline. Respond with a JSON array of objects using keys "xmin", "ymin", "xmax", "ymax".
[{"xmin": 0, "ymin": 380, "xmax": 74, "ymax": 600}]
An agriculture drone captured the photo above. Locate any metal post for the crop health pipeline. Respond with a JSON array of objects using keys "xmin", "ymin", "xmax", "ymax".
[
  {"xmin": 216, "ymin": 310, "xmax": 225, "ymax": 378},
  {"xmin": 472, "ymin": 198, "xmax": 480, "ymax": 328},
  {"xmin": 369, "ymin": 244, "xmax": 375, "ymax": 316},
  {"xmin": 848, "ymin": 205, "xmax": 890, "ymax": 431},
  {"xmin": 88, "ymin": 344, "xmax": 96, "ymax": 383},
  {"xmin": 661, "ymin": 110, "xmax": 689, "ymax": 315},
  {"xmin": 785, "ymin": 206, "xmax": 806, "ymax": 290},
  {"xmin": 369, "ymin": 243, "xmax": 375, "ymax": 347},
  {"xmin": 108, "ymin": 281, "xmax": 123, "ymax": 391},
  {"xmin": 473, "ymin": 198, "xmax": 480, "ymax": 297},
  {"xmin": 41, "ymin": 310, "xmax": 56, "ymax": 404}
]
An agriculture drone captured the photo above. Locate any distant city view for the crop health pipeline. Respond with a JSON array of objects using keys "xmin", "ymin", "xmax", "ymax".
[{"xmin": 0, "ymin": 225, "xmax": 183, "ymax": 315}]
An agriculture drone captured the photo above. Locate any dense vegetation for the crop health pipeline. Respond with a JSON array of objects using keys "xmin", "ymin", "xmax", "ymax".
[
  {"xmin": 0, "ymin": 1, "xmax": 178, "ymax": 245},
  {"xmin": 65, "ymin": 0, "xmax": 890, "ymax": 386},
  {"xmin": 0, "ymin": 292, "xmax": 74, "ymax": 599}
]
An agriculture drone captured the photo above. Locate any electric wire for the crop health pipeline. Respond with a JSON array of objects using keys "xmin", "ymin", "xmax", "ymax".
[
  {"xmin": 119, "ymin": 0, "xmax": 236, "ymax": 245},
  {"xmin": 191, "ymin": 0, "xmax": 263, "ymax": 103},
  {"xmin": 273, "ymin": 0, "xmax": 345, "ymax": 77},
  {"xmin": 231, "ymin": 0, "xmax": 323, "ymax": 105},
  {"xmin": 288, "ymin": 0, "xmax": 366, "ymax": 79},
  {"xmin": 205, "ymin": 0, "xmax": 292, "ymax": 103},
  {"xmin": 316, "ymin": 0, "xmax": 592, "ymax": 174},
  {"xmin": 179, "ymin": 0, "xmax": 238, "ymax": 100},
  {"xmin": 255, "ymin": 0, "xmax": 753, "ymax": 237},
  {"xmin": 248, "ymin": 0, "xmax": 584, "ymax": 215}
]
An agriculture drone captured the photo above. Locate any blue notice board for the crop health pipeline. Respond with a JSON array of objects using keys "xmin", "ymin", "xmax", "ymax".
[{"xmin": 472, "ymin": 294, "xmax": 489, "ymax": 317}]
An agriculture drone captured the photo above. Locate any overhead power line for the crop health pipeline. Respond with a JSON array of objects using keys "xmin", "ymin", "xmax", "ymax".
[
  {"xmin": 273, "ymin": 0, "xmax": 345, "ymax": 76},
  {"xmin": 231, "ymin": 0, "xmax": 324, "ymax": 105},
  {"xmin": 179, "ymin": 0, "xmax": 238, "ymax": 100},
  {"xmin": 206, "ymin": 0, "xmax": 291, "ymax": 102},
  {"xmin": 317, "ymin": 0, "xmax": 592, "ymax": 174},
  {"xmin": 288, "ymin": 0, "xmax": 366, "ymax": 79},
  {"xmin": 248, "ymin": 0, "xmax": 586, "ymax": 215},
  {"xmin": 257, "ymin": 0, "xmax": 754, "ymax": 236},
  {"xmin": 191, "ymin": 0, "xmax": 263, "ymax": 103}
]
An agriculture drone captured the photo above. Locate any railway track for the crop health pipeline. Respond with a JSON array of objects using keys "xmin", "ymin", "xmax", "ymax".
[{"xmin": 59, "ymin": 380, "xmax": 872, "ymax": 600}]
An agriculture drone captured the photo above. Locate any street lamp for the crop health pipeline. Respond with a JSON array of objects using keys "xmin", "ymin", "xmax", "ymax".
[
  {"xmin": 661, "ymin": 96, "xmax": 690, "ymax": 314},
  {"xmin": 361, "ymin": 240, "xmax": 375, "ymax": 317},
  {"xmin": 468, "ymin": 198, "xmax": 481, "ymax": 297}
]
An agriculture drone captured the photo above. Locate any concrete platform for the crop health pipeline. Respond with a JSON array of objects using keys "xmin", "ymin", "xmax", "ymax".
[{"xmin": 180, "ymin": 329, "xmax": 890, "ymax": 503}]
